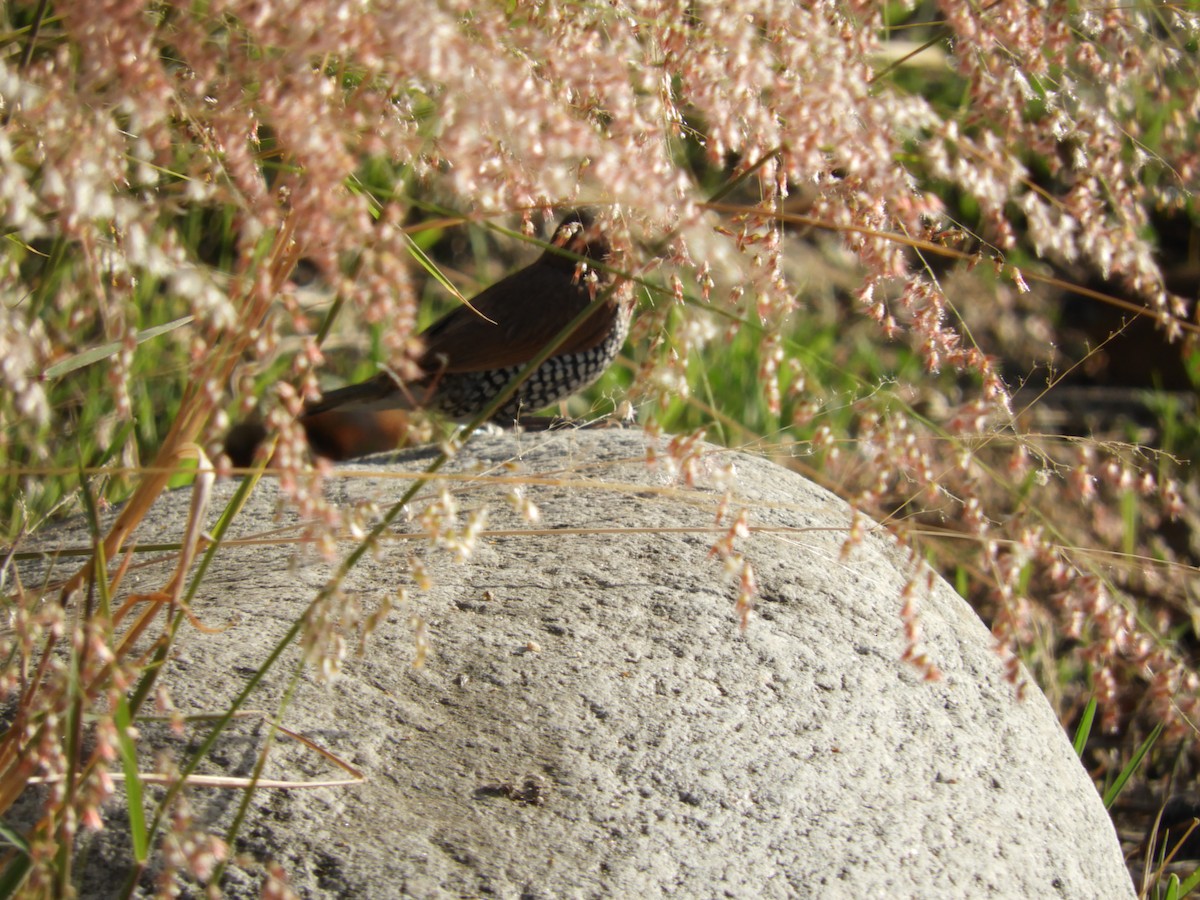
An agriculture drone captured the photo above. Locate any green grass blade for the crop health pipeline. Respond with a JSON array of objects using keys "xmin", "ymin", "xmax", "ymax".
[
  {"xmin": 0, "ymin": 822, "xmax": 29, "ymax": 855},
  {"xmin": 1104, "ymin": 721, "xmax": 1163, "ymax": 809},
  {"xmin": 1173, "ymin": 867, "xmax": 1200, "ymax": 896},
  {"xmin": 113, "ymin": 696, "xmax": 148, "ymax": 862},
  {"xmin": 1072, "ymin": 697, "xmax": 1097, "ymax": 757},
  {"xmin": 0, "ymin": 850, "xmax": 31, "ymax": 900},
  {"xmin": 44, "ymin": 316, "xmax": 194, "ymax": 379},
  {"xmin": 0, "ymin": 821, "xmax": 32, "ymax": 899}
]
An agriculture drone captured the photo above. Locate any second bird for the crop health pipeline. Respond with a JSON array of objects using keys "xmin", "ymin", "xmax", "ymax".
[{"xmin": 227, "ymin": 210, "xmax": 627, "ymax": 465}]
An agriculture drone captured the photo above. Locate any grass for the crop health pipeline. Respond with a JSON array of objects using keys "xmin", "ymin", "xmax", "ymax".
[
  {"xmin": 6, "ymin": 204, "xmax": 1200, "ymax": 895},
  {"xmin": 11, "ymin": 215, "xmax": 1198, "ymax": 892},
  {"xmin": 4, "ymin": 0, "xmax": 1200, "ymax": 895}
]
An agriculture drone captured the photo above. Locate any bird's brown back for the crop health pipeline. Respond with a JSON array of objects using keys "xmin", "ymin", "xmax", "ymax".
[{"xmin": 415, "ymin": 213, "xmax": 615, "ymax": 374}]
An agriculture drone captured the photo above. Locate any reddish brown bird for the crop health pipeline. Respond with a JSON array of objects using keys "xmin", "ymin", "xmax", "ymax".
[{"xmin": 226, "ymin": 211, "xmax": 627, "ymax": 465}]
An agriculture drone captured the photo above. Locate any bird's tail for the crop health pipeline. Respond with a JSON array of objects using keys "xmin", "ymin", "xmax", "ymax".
[
  {"xmin": 224, "ymin": 373, "xmax": 435, "ymax": 466},
  {"xmin": 223, "ymin": 407, "xmax": 419, "ymax": 466},
  {"xmin": 297, "ymin": 372, "xmax": 435, "ymax": 460},
  {"xmin": 299, "ymin": 407, "xmax": 416, "ymax": 461}
]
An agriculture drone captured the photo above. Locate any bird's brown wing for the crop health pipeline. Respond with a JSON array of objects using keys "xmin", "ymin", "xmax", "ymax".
[
  {"xmin": 417, "ymin": 257, "xmax": 616, "ymax": 374},
  {"xmin": 302, "ymin": 371, "xmax": 434, "ymax": 416}
]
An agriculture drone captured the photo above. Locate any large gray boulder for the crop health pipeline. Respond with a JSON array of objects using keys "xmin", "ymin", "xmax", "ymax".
[{"xmin": 21, "ymin": 429, "xmax": 1132, "ymax": 897}]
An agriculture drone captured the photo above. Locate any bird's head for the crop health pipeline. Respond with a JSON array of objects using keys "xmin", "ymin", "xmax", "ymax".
[{"xmin": 543, "ymin": 209, "xmax": 611, "ymax": 269}]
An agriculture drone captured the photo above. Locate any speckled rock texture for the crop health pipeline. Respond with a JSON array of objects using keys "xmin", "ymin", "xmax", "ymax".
[{"xmin": 19, "ymin": 429, "xmax": 1133, "ymax": 898}]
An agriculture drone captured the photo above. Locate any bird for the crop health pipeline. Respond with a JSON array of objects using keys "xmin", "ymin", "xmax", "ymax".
[{"xmin": 225, "ymin": 210, "xmax": 628, "ymax": 466}]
